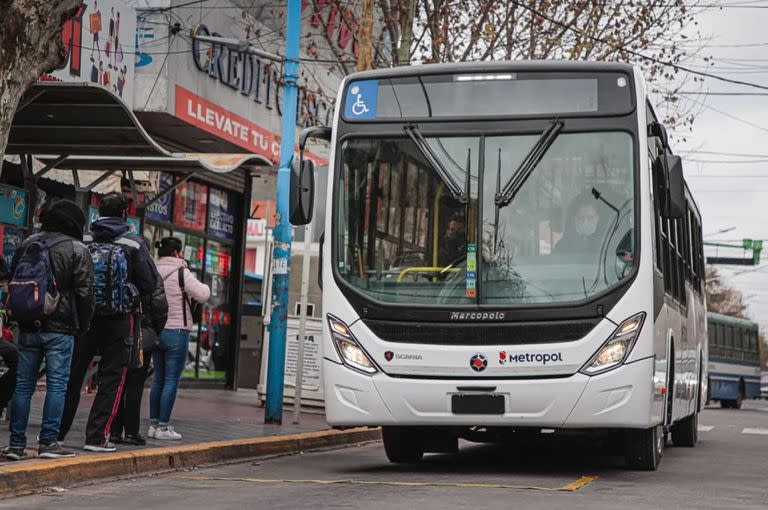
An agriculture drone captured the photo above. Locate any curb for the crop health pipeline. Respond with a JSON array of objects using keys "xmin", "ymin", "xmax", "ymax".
[{"xmin": 0, "ymin": 427, "xmax": 382, "ymax": 499}]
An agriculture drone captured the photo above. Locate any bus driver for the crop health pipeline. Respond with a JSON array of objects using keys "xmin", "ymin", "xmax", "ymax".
[{"xmin": 553, "ymin": 195, "xmax": 633, "ymax": 265}]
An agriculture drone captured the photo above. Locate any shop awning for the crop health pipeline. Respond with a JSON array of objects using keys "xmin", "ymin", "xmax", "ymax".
[{"xmin": 5, "ymin": 82, "xmax": 272, "ymax": 175}]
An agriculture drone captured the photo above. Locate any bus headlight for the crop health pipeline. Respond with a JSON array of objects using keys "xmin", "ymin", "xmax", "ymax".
[
  {"xmin": 580, "ymin": 312, "xmax": 646, "ymax": 376},
  {"xmin": 327, "ymin": 315, "xmax": 378, "ymax": 375}
]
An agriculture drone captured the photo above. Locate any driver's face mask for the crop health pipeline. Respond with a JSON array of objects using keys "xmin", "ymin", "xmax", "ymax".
[{"xmin": 574, "ymin": 207, "xmax": 598, "ymax": 237}]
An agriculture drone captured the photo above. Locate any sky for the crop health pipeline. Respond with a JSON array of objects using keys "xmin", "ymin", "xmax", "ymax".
[{"xmin": 660, "ymin": 1, "xmax": 768, "ymax": 333}]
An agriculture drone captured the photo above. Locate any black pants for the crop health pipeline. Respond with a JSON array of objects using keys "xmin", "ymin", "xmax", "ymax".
[
  {"xmin": 59, "ymin": 329, "xmax": 130, "ymax": 445},
  {"xmin": 112, "ymin": 349, "xmax": 151, "ymax": 438}
]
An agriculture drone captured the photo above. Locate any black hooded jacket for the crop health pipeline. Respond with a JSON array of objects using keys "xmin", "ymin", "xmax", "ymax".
[
  {"xmin": 85, "ymin": 216, "xmax": 158, "ymax": 336},
  {"xmin": 12, "ymin": 204, "xmax": 95, "ymax": 334}
]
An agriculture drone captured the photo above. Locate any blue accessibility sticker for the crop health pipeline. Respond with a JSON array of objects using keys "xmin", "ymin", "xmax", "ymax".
[{"xmin": 344, "ymin": 80, "xmax": 378, "ymax": 119}]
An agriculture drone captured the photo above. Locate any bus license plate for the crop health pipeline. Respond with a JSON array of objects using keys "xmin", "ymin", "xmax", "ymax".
[{"xmin": 451, "ymin": 394, "xmax": 505, "ymax": 415}]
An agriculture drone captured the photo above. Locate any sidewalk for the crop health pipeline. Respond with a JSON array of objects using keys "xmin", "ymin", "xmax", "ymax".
[
  {"xmin": 2, "ymin": 387, "xmax": 327, "ymax": 456},
  {"xmin": 0, "ymin": 387, "xmax": 381, "ymax": 498}
]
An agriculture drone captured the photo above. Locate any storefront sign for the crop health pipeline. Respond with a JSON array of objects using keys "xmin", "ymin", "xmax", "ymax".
[
  {"xmin": 0, "ymin": 185, "xmax": 28, "ymax": 227},
  {"xmin": 208, "ymin": 188, "xmax": 236, "ymax": 240},
  {"xmin": 145, "ymin": 173, "xmax": 173, "ymax": 223},
  {"xmin": 42, "ymin": 0, "xmax": 136, "ymax": 108},
  {"xmin": 175, "ymin": 85, "xmax": 327, "ymax": 165},
  {"xmin": 192, "ymin": 23, "xmax": 333, "ymax": 128},
  {"xmin": 173, "ymin": 180, "xmax": 208, "ymax": 231}
]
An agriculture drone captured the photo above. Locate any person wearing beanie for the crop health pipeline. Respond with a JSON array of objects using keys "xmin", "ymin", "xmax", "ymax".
[
  {"xmin": 4, "ymin": 199, "xmax": 95, "ymax": 461},
  {"xmin": 59, "ymin": 192, "xmax": 157, "ymax": 453}
]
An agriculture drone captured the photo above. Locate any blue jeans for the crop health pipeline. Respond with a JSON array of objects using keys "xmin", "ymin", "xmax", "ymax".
[
  {"xmin": 10, "ymin": 332, "xmax": 74, "ymax": 448},
  {"xmin": 150, "ymin": 329, "xmax": 189, "ymax": 426}
]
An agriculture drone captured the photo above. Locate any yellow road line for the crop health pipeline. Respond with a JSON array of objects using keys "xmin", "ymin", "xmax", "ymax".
[
  {"xmin": 560, "ymin": 476, "xmax": 599, "ymax": 491},
  {"xmin": 175, "ymin": 475, "xmax": 598, "ymax": 492}
]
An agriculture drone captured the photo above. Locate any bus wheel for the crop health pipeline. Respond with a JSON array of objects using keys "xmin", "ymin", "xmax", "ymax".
[
  {"xmin": 382, "ymin": 427, "xmax": 424, "ymax": 464},
  {"xmin": 671, "ymin": 412, "xmax": 698, "ymax": 447},
  {"xmin": 734, "ymin": 391, "xmax": 744, "ymax": 410},
  {"xmin": 624, "ymin": 425, "xmax": 664, "ymax": 470}
]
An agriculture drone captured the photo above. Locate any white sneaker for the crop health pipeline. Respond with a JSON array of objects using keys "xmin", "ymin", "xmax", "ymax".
[
  {"xmin": 154, "ymin": 426, "xmax": 182, "ymax": 441},
  {"xmin": 147, "ymin": 425, "xmax": 157, "ymax": 439}
]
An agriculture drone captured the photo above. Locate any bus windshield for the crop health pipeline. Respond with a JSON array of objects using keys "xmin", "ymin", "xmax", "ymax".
[{"xmin": 335, "ymin": 131, "xmax": 635, "ymax": 306}]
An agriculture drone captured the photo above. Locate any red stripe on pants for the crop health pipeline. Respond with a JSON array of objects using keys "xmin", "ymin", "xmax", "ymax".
[{"xmin": 104, "ymin": 365, "xmax": 127, "ymax": 440}]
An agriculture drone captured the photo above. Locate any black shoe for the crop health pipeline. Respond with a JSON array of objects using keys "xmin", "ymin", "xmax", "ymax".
[
  {"xmin": 121, "ymin": 434, "xmax": 146, "ymax": 446},
  {"xmin": 110, "ymin": 434, "xmax": 123, "ymax": 444},
  {"xmin": 38, "ymin": 442, "xmax": 76, "ymax": 459},
  {"xmin": 3, "ymin": 446, "xmax": 26, "ymax": 461},
  {"xmin": 83, "ymin": 441, "xmax": 117, "ymax": 452}
]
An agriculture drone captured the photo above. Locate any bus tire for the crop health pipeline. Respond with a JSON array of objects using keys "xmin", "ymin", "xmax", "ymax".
[
  {"xmin": 734, "ymin": 392, "xmax": 743, "ymax": 410},
  {"xmin": 382, "ymin": 427, "xmax": 424, "ymax": 464},
  {"xmin": 671, "ymin": 412, "xmax": 698, "ymax": 447},
  {"xmin": 624, "ymin": 425, "xmax": 664, "ymax": 471}
]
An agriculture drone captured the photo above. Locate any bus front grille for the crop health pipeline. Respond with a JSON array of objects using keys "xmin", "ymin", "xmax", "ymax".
[{"xmin": 361, "ymin": 319, "xmax": 600, "ymax": 345}]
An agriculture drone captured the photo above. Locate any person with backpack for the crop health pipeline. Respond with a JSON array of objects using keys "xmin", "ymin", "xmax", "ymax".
[
  {"xmin": 152, "ymin": 237, "xmax": 209, "ymax": 440},
  {"xmin": 3, "ymin": 200, "xmax": 94, "ymax": 461},
  {"xmin": 58, "ymin": 192, "xmax": 157, "ymax": 452},
  {"xmin": 111, "ymin": 250, "xmax": 168, "ymax": 445}
]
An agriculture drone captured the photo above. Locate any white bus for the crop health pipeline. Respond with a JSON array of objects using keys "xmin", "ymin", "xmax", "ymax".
[{"xmin": 289, "ymin": 61, "xmax": 707, "ymax": 470}]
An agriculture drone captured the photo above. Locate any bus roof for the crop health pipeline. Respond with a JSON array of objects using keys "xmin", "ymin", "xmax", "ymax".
[
  {"xmin": 707, "ymin": 311, "xmax": 758, "ymax": 329},
  {"xmin": 344, "ymin": 60, "xmax": 637, "ymax": 82}
]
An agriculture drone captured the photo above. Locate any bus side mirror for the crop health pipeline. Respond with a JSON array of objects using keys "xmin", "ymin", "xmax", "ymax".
[
  {"xmin": 290, "ymin": 158, "xmax": 315, "ymax": 226},
  {"xmin": 290, "ymin": 126, "xmax": 330, "ymax": 226},
  {"xmin": 665, "ymin": 154, "xmax": 685, "ymax": 219}
]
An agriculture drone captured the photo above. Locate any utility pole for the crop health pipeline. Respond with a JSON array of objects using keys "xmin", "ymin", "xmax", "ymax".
[
  {"xmin": 357, "ymin": 0, "xmax": 375, "ymax": 71},
  {"xmin": 292, "ymin": 222, "xmax": 313, "ymax": 424},
  {"xmin": 265, "ymin": 0, "xmax": 302, "ymax": 425}
]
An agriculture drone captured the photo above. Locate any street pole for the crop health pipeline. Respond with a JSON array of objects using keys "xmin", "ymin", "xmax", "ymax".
[
  {"xmin": 265, "ymin": 0, "xmax": 302, "ymax": 425},
  {"xmin": 292, "ymin": 222, "xmax": 313, "ymax": 424}
]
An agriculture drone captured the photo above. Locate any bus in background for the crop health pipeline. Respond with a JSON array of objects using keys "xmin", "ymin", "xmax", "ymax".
[
  {"xmin": 707, "ymin": 312, "xmax": 760, "ymax": 409},
  {"xmin": 289, "ymin": 61, "xmax": 707, "ymax": 470}
]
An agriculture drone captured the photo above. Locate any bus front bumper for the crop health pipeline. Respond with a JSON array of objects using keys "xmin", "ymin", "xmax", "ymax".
[{"xmin": 324, "ymin": 356, "xmax": 657, "ymax": 429}]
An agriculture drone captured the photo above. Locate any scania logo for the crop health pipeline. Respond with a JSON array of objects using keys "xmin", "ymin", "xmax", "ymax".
[
  {"xmin": 384, "ymin": 351, "xmax": 394, "ymax": 361},
  {"xmin": 470, "ymin": 354, "xmax": 487, "ymax": 372}
]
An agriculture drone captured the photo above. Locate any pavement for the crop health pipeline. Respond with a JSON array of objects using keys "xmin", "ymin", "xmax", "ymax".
[
  {"xmin": 0, "ymin": 387, "xmax": 380, "ymax": 498},
  {"xmin": 1, "ymin": 387, "xmax": 328, "ymax": 455},
  {"xmin": 5, "ymin": 399, "xmax": 768, "ymax": 509}
]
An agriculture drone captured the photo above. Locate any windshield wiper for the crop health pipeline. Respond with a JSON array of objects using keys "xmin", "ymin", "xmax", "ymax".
[
  {"xmin": 404, "ymin": 123, "xmax": 467, "ymax": 203},
  {"xmin": 495, "ymin": 119, "xmax": 563, "ymax": 207}
]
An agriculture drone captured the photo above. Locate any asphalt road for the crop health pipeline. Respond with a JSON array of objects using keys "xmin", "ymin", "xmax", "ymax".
[{"xmin": 5, "ymin": 400, "xmax": 768, "ymax": 510}]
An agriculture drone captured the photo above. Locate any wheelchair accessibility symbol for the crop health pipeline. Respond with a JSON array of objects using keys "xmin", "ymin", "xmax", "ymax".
[{"xmin": 350, "ymin": 86, "xmax": 370, "ymax": 116}]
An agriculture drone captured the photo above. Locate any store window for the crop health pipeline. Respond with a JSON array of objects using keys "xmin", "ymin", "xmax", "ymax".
[
  {"xmin": 174, "ymin": 180, "xmax": 208, "ymax": 231},
  {"xmin": 141, "ymin": 176, "xmax": 241, "ymax": 384},
  {"xmin": 199, "ymin": 239, "xmax": 232, "ymax": 380}
]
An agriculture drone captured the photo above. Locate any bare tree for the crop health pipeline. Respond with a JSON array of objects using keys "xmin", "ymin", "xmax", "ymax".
[
  {"xmin": 297, "ymin": 0, "xmax": 707, "ymax": 130},
  {"xmin": 0, "ymin": 0, "xmax": 82, "ymax": 162},
  {"xmin": 705, "ymin": 266, "xmax": 748, "ymax": 319}
]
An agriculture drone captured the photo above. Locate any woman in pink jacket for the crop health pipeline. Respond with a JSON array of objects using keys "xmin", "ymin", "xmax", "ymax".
[{"xmin": 150, "ymin": 237, "xmax": 210, "ymax": 440}]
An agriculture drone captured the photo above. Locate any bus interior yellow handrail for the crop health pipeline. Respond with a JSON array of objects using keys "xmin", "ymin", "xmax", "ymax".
[{"xmin": 397, "ymin": 266, "xmax": 459, "ymax": 282}]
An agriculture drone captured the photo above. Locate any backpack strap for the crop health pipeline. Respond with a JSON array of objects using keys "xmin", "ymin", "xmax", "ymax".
[
  {"xmin": 114, "ymin": 237, "xmax": 141, "ymax": 250},
  {"xmin": 42, "ymin": 233, "xmax": 72, "ymax": 249},
  {"xmin": 178, "ymin": 267, "xmax": 188, "ymax": 327}
]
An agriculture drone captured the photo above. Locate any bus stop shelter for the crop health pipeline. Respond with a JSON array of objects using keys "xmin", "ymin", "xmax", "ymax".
[{"xmin": 4, "ymin": 81, "xmax": 273, "ymax": 388}]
